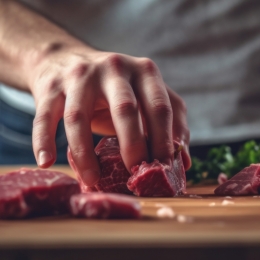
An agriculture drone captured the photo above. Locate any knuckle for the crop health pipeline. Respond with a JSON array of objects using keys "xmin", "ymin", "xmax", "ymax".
[
  {"xmin": 70, "ymin": 63, "xmax": 90, "ymax": 78},
  {"xmin": 152, "ymin": 140, "xmax": 174, "ymax": 160},
  {"xmin": 33, "ymin": 112, "xmax": 52, "ymax": 127},
  {"xmin": 72, "ymin": 146, "xmax": 90, "ymax": 160},
  {"xmin": 113, "ymin": 100, "xmax": 138, "ymax": 117},
  {"xmin": 159, "ymin": 141, "xmax": 174, "ymax": 153},
  {"xmin": 45, "ymin": 78, "xmax": 62, "ymax": 93},
  {"xmin": 151, "ymin": 100, "xmax": 172, "ymax": 117},
  {"xmin": 138, "ymin": 58, "xmax": 158, "ymax": 74},
  {"xmin": 104, "ymin": 53, "xmax": 124, "ymax": 71},
  {"xmin": 64, "ymin": 109, "xmax": 85, "ymax": 125},
  {"xmin": 34, "ymin": 77, "xmax": 63, "ymax": 100}
]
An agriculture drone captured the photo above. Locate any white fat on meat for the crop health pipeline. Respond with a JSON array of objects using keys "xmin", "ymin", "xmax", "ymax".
[
  {"xmin": 44, "ymin": 174, "xmax": 63, "ymax": 186},
  {"xmin": 226, "ymin": 183, "xmax": 238, "ymax": 190}
]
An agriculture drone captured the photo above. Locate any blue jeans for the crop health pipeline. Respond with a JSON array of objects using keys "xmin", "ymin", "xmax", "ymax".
[{"xmin": 0, "ymin": 98, "xmax": 102, "ymax": 165}]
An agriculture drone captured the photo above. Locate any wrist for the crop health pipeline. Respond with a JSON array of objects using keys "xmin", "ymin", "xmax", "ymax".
[{"xmin": 24, "ymin": 38, "xmax": 98, "ymax": 92}]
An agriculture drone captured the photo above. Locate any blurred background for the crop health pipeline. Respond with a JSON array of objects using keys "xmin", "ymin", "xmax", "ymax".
[{"xmin": 1, "ymin": 0, "xmax": 260, "ymax": 164}]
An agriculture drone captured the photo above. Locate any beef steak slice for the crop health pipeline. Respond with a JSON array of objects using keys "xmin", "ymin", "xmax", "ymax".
[
  {"xmin": 0, "ymin": 168, "xmax": 80, "ymax": 219},
  {"xmin": 127, "ymin": 147, "xmax": 186, "ymax": 197},
  {"xmin": 70, "ymin": 193, "xmax": 141, "ymax": 219},
  {"xmin": 94, "ymin": 137, "xmax": 132, "ymax": 194},
  {"xmin": 214, "ymin": 164, "xmax": 260, "ymax": 196}
]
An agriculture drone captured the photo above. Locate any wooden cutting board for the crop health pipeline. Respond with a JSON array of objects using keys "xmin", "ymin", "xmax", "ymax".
[{"xmin": 1, "ymin": 166, "xmax": 260, "ymax": 260}]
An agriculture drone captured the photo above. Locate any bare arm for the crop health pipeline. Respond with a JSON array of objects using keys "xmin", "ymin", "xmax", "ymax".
[
  {"xmin": 0, "ymin": 0, "xmax": 89, "ymax": 90},
  {"xmin": 0, "ymin": 0, "xmax": 191, "ymax": 186}
]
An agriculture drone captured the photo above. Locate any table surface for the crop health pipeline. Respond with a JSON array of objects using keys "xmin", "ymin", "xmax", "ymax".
[{"xmin": 1, "ymin": 165, "xmax": 260, "ymax": 252}]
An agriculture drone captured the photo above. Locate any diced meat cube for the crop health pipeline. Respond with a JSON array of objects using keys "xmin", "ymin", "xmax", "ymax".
[{"xmin": 127, "ymin": 148, "xmax": 186, "ymax": 197}]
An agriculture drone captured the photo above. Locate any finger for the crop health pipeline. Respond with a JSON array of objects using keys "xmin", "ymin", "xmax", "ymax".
[
  {"xmin": 67, "ymin": 146, "xmax": 77, "ymax": 173},
  {"xmin": 166, "ymin": 85, "xmax": 191, "ymax": 170},
  {"xmin": 102, "ymin": 76, "xmax": 148, "ymax": 172},
  {"xmin": 64, "ymin": 79, "xmax": 100, "ymax": 187},
  {"xmin": 135, "ymin": 58, "xmax": 174, "ymax": 164},
  {"xmin": 33, "ymin": 87, "xmax": 64, "ymax": 168}
]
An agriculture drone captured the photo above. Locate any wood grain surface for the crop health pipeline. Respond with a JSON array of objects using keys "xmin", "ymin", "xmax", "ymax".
[{"xmin": 1, "ymin": 166, "xmax": 260, "ymax": 260}]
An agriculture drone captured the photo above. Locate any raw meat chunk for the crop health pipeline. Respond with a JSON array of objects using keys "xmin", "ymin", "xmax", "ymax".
[
  {"xmin": 214, "ymin": 164, "xmax": 260, "ymax": 195},
  {"xmin": 127, "ymin": 147, "xmax": 186, "ymax": 197},
  {"xmin": 0, "ymin": 168, "xmax": 80, "ymax": 219},
  {"xmin": 94, "ymin": 137, "xmax": 132, "ymax": 194},
  {"xmin": 68, "ymin": 136, "xmax": 186, "ymax": 197},
  {"xmin": 70, "ymin": 193, "xmax": 141, "ymax": 219},
  {"xmin": 68, "ymin": 137, "xmax": 131, "ymax": 194}
]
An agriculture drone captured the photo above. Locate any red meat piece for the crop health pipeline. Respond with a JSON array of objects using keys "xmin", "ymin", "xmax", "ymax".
[
  {"xmin": 127, "ymin": 148, "xmax": 186, "ymax": 197},
  {"xmin": 94, "ymin": 137, "xmax": 132, "ymax": 194},
  {"xmin": 214, "ymin": 164, "xmax": 260, "ymax": 195},
  {"xmin": 68, "ymin": 136, "xmax": 186, "ymax": 197},
  {"xmin": 70, "ymin": 193, "xmax": 141, "ymax": 219},
  {"xmin": 0, "ymin": 168, "xmax": 80, "ymax": 219},
  {"xmin": 68, "ymin": 137, "xmax": 131, "ymax": 194}
]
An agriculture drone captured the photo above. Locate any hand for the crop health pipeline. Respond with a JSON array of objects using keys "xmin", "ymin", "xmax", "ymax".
[{"xmin": 28, "ymin": 46, "xmax": 191, "ymax": 186}]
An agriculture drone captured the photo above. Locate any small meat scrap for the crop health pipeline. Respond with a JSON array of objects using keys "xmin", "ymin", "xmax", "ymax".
[
  {"xmin": 156, "ymin": 207, "xmax": 175, "ymax": 218},
  {"xmin": 221, "ymin": 200, "xmax": 235, "ymax": 206},
  {"xmin": 215, "ymin": 164, "xmax": 260, "ymax": 196},
  {"xmin": 70, "ymin": 193, "xmax": 141, "ymax": 219},
  {"xmin": 127, "ymin": 142, "xmax": 186, "ymax": 197},
  {"xmin": 0, "ymin": 168, "xmax": 80, "ymax": 219},
  {"xmin": 177, "ymin": 214, "xmax": 193, "ymax": 223},
  {"xmin": 189, "ymin": 194, "xmax": 202, "ymax": 198},
  {"xmin": 218, "ymin": 173, "xmax": 228, "ymax": 185}
]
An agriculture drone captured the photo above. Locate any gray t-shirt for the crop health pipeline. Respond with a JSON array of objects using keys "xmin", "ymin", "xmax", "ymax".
[{"xmin": 1, "ymin": 0, "xmax": 260, "ymax": 145}]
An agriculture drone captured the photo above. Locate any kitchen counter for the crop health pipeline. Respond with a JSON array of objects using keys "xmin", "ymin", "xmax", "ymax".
[{"xmin": 1, "ymin": 166, "xmax": 260, "ymax": 260}]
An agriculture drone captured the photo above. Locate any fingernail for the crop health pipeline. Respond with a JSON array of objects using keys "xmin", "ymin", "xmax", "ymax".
[
  {"xmin": 38, "ymin": 150, "xmax": 53, "ymax": 166},
  {"xmin": 82, "ymin": 170, "xmax": 100, "ymax": 187}
]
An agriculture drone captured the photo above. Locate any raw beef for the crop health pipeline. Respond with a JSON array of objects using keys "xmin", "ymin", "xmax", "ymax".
[
  {"xmin": 68, "ymin": 136, "xmax": 186, "ymax": 197},
  {"xmin": 217, "ymin": 173, "xmax": 228, "ymax": 185},
  {"xmin": 127, "ymin": 152, "xmax": 186, "ymax": 197},
  {"xmin": 94, "ymin": 137, "xmax": 132, "ymax": 194},
  {"xmin": 68, "ymin": 137, "xmax": 131, "ymax": 194},
  {"xmin": 70, "ymin": 193, "xmax": 141, "ymax": 219},
  {"xmin": 0, "ymin": 168, "xmax": 80, "ymax": 219},
  {"xmin": 214, "ymin": 164, "xmax": 260, "ymax": 196}
]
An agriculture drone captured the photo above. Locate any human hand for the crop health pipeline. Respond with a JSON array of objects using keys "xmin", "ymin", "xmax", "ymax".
[{"xmin": 28, "ymin": 46, "xmax": 191, "ymax": 186}]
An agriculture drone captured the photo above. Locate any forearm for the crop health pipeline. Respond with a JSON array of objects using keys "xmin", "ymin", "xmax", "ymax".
[{"xmin": 0, "ymin": 0, "xmax": 92, "ymax": 91}]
